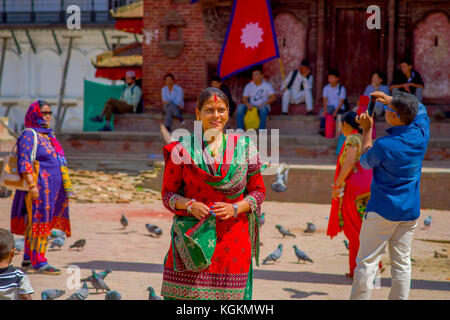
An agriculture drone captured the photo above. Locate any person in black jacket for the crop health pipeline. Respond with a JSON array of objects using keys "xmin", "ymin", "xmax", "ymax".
[
  {"xmin": 211, "ymin": 76, "xmax": 236, "ymax": 117},
  {"xmin": 390, "ymin": 58, "xmax": 424, "ymax": 102}
]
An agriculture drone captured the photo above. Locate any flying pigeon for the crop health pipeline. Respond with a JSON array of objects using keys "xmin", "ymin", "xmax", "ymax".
[
  {"xmin": 105, "ymin": 290, "xmax": 122, "ymax": 300},
  {"xmin": 120, "ymin": 213, "xmax": 128, "ymax": 229},
  {"xmin": 14, "ymin": 238, "xmax": 25, "ymax": 253},
  {"xmin": 147, "ymin": 286, "xmax": 162, "ymax": 300},
  {"xmin": 81, "ymin": 268, "xmax": 112, "ymax": 283},
  {"xmin": 50, "ymin": 230, "xmax": 66, "ymax": 238},
  {"xmin": 66, "ymin": 282, "xmax": 89, "ymax": 300},
  {"xmin": 50, "ymin": 237, "xmax": 65, "ymax": 250},
  {"xmin": 262, "ymin": 244, "xmax": 283, "ymax": 265},
  {"xmin": 275, "ymin": 225, "xmax": 296, "ymax": 238},
  {"xmin": 424, "ymin": 216, "xmax": 431, "ymax": 227},
  {"xmin": 343, "ymin": 239, "xmax": 349, "ymax": 250},
  {"xmin": 259, "ymin": 212, "xmax": 265, "ymax": 227},
  {"xmin": 145, "ymin": 224, "xmax": 163, "ymax": 236},
  {"xmin": 293, "ymin": 245, "xmax": 314, "ymax": 264},
  {"xmin": 304, "ymin": 222, "xmax": 316, "ymax": 234},
  {"xmin": 91, "ymin": 270, "xmax": 111, "ymax": 293},
  {"xmin": 41, "ymin": 289, "xmax": 65, "ymax": 300},
  {"xmin": 69, "ymin": 239, "xmax": 86, "ymax": 251},
  {"xmin": 271, "ymin": 163, "xmax": 289, "ymax": 192}
]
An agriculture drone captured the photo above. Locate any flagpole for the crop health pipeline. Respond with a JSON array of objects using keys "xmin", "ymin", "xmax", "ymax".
[{"xmin": 279, "ymin": 58, "xmax": 286, "ymax": 89}]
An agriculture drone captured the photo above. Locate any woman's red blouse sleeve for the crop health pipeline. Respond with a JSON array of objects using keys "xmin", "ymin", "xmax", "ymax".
[
  {"xmin": 161, "ymin": 143, "xmax": 190, "ymax": 216},
  {"xmin": 244, "ymin": 170, "xmax": 266, "ymax": 214}
]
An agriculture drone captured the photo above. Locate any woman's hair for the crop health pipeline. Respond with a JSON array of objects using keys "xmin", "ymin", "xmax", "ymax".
[
  {"xmin": 342, "ymin": 111, "xmax": 362, "ymax": 134},
  {"xmin": 197, "ymin": 87, "xmax": 229, "ymax": 111},
  {"xmin": 370, "ymin": 70, "xmax": 387, "ymax": 84},
  {"xmin": 38, "ymin": 100, "xmax": 50, "ymax": 109}
]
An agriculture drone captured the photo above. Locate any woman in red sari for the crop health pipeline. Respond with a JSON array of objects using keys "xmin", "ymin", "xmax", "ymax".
[
  {"xmin": 327, "ymin": 112, "xmax": 382, "ymax": 278},
  {"xmin": 160, "ymin": 87, "xmax": 266, "ymax": 300}
]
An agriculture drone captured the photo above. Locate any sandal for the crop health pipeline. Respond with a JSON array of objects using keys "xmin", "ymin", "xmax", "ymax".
[{"xmin": 37, "ymin": 264, "xmax": 62, "ymax": 275}]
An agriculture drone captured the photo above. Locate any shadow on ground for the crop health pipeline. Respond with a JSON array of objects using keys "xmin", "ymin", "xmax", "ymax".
[{"xmin": 69, "ymin": 260, "xmax": 450, "ymax": 292}]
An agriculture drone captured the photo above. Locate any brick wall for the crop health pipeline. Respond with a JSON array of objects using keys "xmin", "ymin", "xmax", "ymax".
[{"xmin": 143, "ymin": 0, "xmax": 222, "ymax": 111}]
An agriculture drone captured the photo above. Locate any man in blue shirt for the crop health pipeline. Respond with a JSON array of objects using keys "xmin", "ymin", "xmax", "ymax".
[
  {"xmin": 350, "ymin": 91, "xmax": 430, "ymax": 300},
  {"xmin": 161, "ymin": 73, "xmax": 185, "ymax": 132}
]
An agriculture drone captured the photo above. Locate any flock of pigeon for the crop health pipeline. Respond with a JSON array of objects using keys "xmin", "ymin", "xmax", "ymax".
[{"xmin": 13, "ymin": 212, "xmax": 164, "ymax": 300}]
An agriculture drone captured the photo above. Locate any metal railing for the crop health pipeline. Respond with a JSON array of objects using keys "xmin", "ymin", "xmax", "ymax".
[{"xmin": 0, "ymin": 0, "xmax": 138, "ymax": 25}]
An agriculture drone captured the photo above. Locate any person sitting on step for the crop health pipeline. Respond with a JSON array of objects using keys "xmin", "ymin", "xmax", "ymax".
[
  {"xmin": 90, "ymin": 70, "xmax": 142, "ymax": 131},
  {"xmin": 281, "ymin": 59, "xmax": 314, "ymax": 116}
]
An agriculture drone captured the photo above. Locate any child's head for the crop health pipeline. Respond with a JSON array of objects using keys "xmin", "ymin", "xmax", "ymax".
[
  {"xmin": 0, "ymin": 228, "xmax": 15, "ymax": 265},
  {"xmin": 328, "ymin": 69, "xmax": 340, "ymax": 86},
  {"xmin": 385, "ymin": 92, "xmax": 418, "ymax": 126}
]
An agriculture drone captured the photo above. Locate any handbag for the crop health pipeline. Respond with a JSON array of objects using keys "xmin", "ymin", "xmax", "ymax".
[
  {"xmin": 244, "ymin": 107, "xmax": 260, "ymax": 130},
  {"xmin": 0, "ymin": 129, "xmax": 39, "ymax": 191}
]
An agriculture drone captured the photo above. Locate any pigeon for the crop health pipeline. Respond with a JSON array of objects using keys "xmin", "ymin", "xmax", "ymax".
[
  {"xmin": 50, "ymin": 230, "xmax": 66, "ymax": 238},
  {"xmin": 343, "ymin": 239, "xmax": 349, "ymax": 250},
  {"xmin": 275, "ymin": 225, "xmax": 296, "ymax": 238},
  {"xmin": 271, "ymin": 163, "xmax": 289, "ymax": 192},
  {"xmin": 66, "ymin": 282, "xmax": 89, "ymax": 300},
  {"xmin": 91, "ymin": 270, "xmax": 111, "ymax": 293},
  {"xmin": 262, "ymin": 244, "xmax": 283, "ymax": 265},
  {"xmin": 293, "ymin": 245, "xmax": 314, "ymax": 264},
  {"xmin": 81, "ymin": 268, "xmax": 112, "ymax": 283},
  {"xmin": 105, "ymin": 290, "xmax": 122, "ymax": 300},
  {"xmin": 304, "ymin": 222, "xmax": 316, "ymax": 234},
  {"xmin": 41, "ymin": 289, "xmax": 65, "ymax": 300},
  {"xmin": 145, "ymin": 224, "xmax": 163, "ymax": 236},
  {"xmin": 147, "ymin": 286, "xmax": 162, "ymax": 300},
  {"xmin": 14, "ymin": 238, "xmax": 25, "ymax": 253},
  {"xmin": 69, "ymin": 239, "xmax": 86, "ymax": 251},
  {"xmin": 424, "ymin": 216, "xmax": 431, "ymax": 227},
  {"xmin": 120, "ymin": 213, "xmax": 128, "ymax": 229},
  {"xmin": 259, "ymin": 212, "xmax": 265, "ymax": 227},
  {"xmin": 50, "ymin": 237, "xmax": 65, "ymax": 250}
]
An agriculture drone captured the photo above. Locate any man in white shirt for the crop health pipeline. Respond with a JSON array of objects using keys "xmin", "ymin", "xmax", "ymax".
[
  {"xmin": 281, "ymin": 59, "xmax": 314, "ymax": 115},
  {"xmin": 319, "ymin": 69, "xmax": 347, "ymax": 135},
  {"xmin": 90, "ymin": 70, "xmax": 142, "ymax": 131},
  {"xmin": 236, "ymin": 67, "xmax": 276, "ymax": 130}
]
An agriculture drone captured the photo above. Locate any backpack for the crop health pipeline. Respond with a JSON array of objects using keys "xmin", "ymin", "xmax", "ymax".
[
  {"xmin": 131, "ymin": 84, "xmax": 143, "ymax": 113},
  {"xmin": 338, "ymin": 84, "xmax": 350, "ymax": 112}
]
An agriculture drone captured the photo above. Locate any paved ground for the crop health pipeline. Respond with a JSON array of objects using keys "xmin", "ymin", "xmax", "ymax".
[{"xmin": 0, "ymin": 197, "xmax": 448, "ymax": 300}]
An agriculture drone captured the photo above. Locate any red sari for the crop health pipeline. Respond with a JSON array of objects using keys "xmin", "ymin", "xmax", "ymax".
[
  {"xmin": 327, "ymin": 131, "xmax": 373, "ymax": 276},
  {"xmin": 160, "ymin": 133, "xmax": 265, "ymax": 300}
]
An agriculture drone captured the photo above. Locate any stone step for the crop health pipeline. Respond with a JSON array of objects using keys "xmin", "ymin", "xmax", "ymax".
[
  {"xmin": 113, "ymin": 113, "xmax": 450, "ymax": 138},
  {"xmin": 59, "ymin": 131, "xmax": 450, "ymax": 161}
]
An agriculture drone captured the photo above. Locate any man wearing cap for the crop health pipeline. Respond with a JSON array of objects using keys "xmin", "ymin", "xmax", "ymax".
[
  {"xmin": 90, "ymin": 70, "xmax": 142, "ymax": 131},
  {"xmin": 281, "ymin": 59, "xmax": 314, "ymax": 116}
]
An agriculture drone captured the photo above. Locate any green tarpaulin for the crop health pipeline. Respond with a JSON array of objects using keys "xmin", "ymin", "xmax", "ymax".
[{"xmin": 83, "ymin": 80, "xmax": 125, "ymax": 131}]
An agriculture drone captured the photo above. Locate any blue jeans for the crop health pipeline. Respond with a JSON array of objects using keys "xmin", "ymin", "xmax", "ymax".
[{"xmin": 236, "ymin": 104, "xmax": 270, "ymax": 130}]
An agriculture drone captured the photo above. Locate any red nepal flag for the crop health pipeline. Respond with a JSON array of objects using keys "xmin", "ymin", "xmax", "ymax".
[{"xmin": 218, "ymin": 0, "xmax": 279, "ymax": 79}]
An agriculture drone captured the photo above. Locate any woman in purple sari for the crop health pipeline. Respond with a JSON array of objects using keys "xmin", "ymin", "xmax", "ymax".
[{"xmin": 10, "ymin": 100, "xmax": 73, "ymax": 275}]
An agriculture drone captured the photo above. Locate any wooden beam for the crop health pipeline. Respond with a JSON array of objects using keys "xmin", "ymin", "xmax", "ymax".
[
  {"xmin": 316, "ymin": 0, "xmax": 325, "ymax": 106},
  {"xmin": 55, "ymin": 36, "xmax": 81, "ymax": 132},
  {"xmin": 0, "ymin": 37, "xmax": 8, "ymax": 96},
  {"xmin": 101, "ymin": 29, "xmax": 111, "ymax": 50},
  {"xmin": 10, "ymin": 30, "xmax": 21, "ymax": 55},
  {"xmin": 25, "ymin": 30, "xmax": 36, "ymax": 54},
  {"xmin": 51, "ymin": 30, "xmax": 62, "ymax": 55},
  {"xmin": 387, "ymin": 0, "xmax": 395, "ymax": 85}
]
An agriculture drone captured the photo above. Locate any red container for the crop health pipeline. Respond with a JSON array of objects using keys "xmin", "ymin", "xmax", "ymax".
[{"xmin": 325, "ymin": 114, "xmax": 336, "ymax": 138}]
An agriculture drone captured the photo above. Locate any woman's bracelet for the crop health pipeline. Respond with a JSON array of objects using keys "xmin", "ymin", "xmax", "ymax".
[
  {"xmin": 28, "ymin": 183, "xmax": 36, "ymax": 189},
  {"xmin": 332, "ymin": 183, "xmax": 342, "ymax": 189},
  {"xmin": 186, "ymin": 199, "xmax": 196, "ymax": 215}
]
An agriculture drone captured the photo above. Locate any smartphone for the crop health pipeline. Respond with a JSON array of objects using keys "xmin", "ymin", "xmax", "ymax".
[{"xmin": 367, "ymin": 95, "xmax": 376, "ymax": 117}]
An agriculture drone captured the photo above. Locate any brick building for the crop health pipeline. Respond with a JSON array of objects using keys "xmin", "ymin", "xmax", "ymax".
[{"xmin": 142, "ymin": 0, "xmax": 450, "ymax": 114}]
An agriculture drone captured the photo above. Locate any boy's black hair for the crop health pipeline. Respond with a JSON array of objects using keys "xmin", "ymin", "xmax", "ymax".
[
  {"xmin": 328, "ymin": 69, "xmax": 340, "ymax": 78},
  {"xmin": 251, "ymin": 65, "xmax": 263, "ymax": 73},
  {"xmin": 390, "ymin": 92, "xmax": 419, "ymax": 125},
  {"xmin": 211, "ymin": 75, "xmax": 221, "ymax": 83},
  {"xmin": 400, "ymin": 58, "xmax": 412, "ymax": 66},
  {"xmin": 0, "ymin": 228, "xmax": 14, "ymax": 261},
  {"xmin": 164, "ymin": 73, "xmax": 175, "ymax": 80}
]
